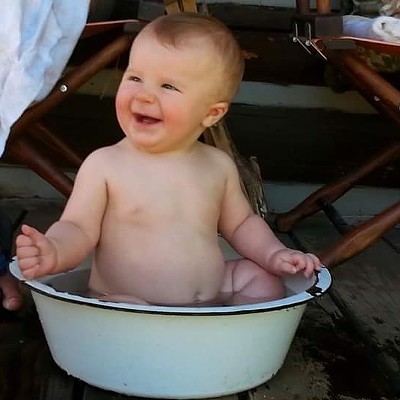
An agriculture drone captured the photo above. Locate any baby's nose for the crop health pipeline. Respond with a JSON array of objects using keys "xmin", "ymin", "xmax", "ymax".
[{"xmin": 135, "ymin": 87, "xmax": 156, "ymax": 103}]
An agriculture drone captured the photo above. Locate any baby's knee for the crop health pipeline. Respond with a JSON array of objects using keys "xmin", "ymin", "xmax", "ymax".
[
  {"xmin": 232, "ymin": 260, "xmax": 285, "ymax": 301},
  {"xmin": 267, "ymin": 272, "xmax": 285, "ymax": 300},
  {"xmin": 256, "ymin": 269, "xmax": 285, "ymax": 300}
]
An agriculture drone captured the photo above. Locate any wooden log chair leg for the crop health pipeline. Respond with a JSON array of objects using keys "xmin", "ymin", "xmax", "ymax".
[
  {"xmin": 276, "ymin": 35, "xmax": 400, "ymax": 267},
  {"xmin": 275, "ymin": 141, "xmax": 400, "ymax": 232},
  {"xmin": 276, "ymin": 45, "xmax": 400, "ymax": 232},
  {"xmin": 296, "ymin": 0, "xmax": 310, "ymax": 14},
  {"xmin": 28, "ymin": 122, "xmax": 83, "ymax": 168},
  {"xmin": 295, "ymin": 0, "xmax": 331, "ymax": 14},
  {"xmin": 320, "ymin": 201, "xmax": 400, "ymax": 268},
  {"xmin": 6, "ymin": 33, "xmax": 133, "ymax": 197},
  {"xmin": 6, "ymin": 135, "xmax": 74, "ymax": 197},
  {"xmin": 11, "ymin": 34, "xmax": 133, "ymax": 136},
  {"xmin": 327, "ymin": 50, "xmax": 400, "ymax": 125}
]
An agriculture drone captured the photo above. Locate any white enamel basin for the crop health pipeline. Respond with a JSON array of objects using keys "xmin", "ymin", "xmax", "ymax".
[{"xmin": 10, "ymin": 240, "xmax": 331, "ymax": 398}]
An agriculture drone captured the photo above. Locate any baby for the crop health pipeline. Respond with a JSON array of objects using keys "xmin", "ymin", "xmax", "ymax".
[{"xmin": 16, "ymin": 13, "xmax": 321, "ymax": 306}]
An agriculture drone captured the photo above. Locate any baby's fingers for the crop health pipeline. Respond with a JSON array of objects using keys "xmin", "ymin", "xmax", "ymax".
[
  {"xmin": 279, "ymin": 252, "xmax": 316, "ymax": 277},
  {"xmin": 18, "ymin": 256, "xmax": 53, "ymax": 280},
  {"xmin": 301, "ymin": 253, "xmax": 322, "ymax": 278},
  {"xmin": 20, "ymin": 224, "xmax": 44, "ymax": 244},
  {"xmin": 16, "ymin": 232, "xmax": 43, "ymax": 261},
  {"xmin": 308, "ymin": 253, "xmax": 322, "ymax": 270},
  {"xmin": 19, "ymin": 225, "xmax": 53, "ymax": 254},
  {"xmin": 278, "ymin": 254, "xmax": 306, "ymax": 275},
  {"xmin": 16, "ymin": 233, "xmax": 35, "ymax": 248},
  {"xmin": 19, "ymin": 262, "xmax": 42, "ymax": 280}
]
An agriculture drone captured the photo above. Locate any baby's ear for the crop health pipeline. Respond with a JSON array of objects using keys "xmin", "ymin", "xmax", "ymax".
[{"xmin": 202, "ymin": 102, "xmax": 229, "ymax": 128}]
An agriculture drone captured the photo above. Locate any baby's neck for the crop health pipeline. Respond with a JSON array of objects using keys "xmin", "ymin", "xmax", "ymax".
[{"xmin": 128, "ymin": 139, "xmax": 201, "ymax": 158}]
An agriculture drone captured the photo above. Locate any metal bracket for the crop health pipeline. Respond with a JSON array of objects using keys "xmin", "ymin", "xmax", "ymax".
[
  {"xmin": 292, "ymin": 22, "xmax": 327, "ymax": 60},
  {"xmin": 291, "ymin": 11, "xmax": 343, "ymax": 60}
]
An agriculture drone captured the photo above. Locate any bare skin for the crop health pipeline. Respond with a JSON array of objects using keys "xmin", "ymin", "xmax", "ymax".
[
  {"xmin": 15, "ymin": 25, "xmax": 321, "ymax": 306},
  {"xmin": 0, "ymin": 274, "xmax": 22, "ymax": 311}
]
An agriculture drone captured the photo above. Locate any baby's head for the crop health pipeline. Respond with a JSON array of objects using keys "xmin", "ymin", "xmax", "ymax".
[
  {"xmin": 134, "ymin": 12, "xmax": 244, "ymax": 102},
  {"xmin": 116, "ymin": 13, "xmax": 244, "ymax": 153}
]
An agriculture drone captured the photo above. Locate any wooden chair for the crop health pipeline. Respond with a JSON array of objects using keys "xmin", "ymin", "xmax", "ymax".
[
  {"xmin": 3, "ymin": 21, "xmax": 135, "ymax": 197},
  {"xmin": 275, "ymin": 0, "xmax": 400, "ymax": 268}
]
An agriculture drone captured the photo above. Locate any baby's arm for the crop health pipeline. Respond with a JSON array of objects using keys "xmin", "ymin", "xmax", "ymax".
[
  {"xmin": 218, "ymin": 156, "xmax": 321, "ymax": 278},
  {"xmin": 225, "ymin": 214, "xmax": 320, "ymax": 278},
  {"xmin": 16, "ymin": 221, "xmax": 95, "ymax": 280},
  {"xmin": 16, "ymin": 150, "xmax": 108, "ymax": 279}
]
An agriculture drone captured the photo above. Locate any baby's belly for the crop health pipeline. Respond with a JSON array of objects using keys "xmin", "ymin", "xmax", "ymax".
[{"xmin": 88, "ymin": 230, "xmax": 226, "ymax": 305}]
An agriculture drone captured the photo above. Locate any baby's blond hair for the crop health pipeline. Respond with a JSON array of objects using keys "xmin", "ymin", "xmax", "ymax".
[{"xmin": 140, "ymin": 12, "xmax": 244, "ymax": 101}]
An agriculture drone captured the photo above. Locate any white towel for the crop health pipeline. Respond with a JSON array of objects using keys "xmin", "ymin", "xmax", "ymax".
[
  {"xmin": 0, "ymin": 0, "xmax": 90, "ymax": 157},
  {"xmin": 343, "ymin": 15, "xmax": 400, "ymax": 43}
]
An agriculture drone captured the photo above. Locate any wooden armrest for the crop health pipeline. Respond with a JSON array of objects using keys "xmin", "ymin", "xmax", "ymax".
[{"xmin": 81, "ymin": 19, "xmax": 142, "ymax": 39}]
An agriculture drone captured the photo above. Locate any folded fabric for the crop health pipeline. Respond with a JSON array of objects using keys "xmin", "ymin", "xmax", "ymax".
[
  {"xmin": 0, "ymin": 0, "xmax": 90, "ymax": 157},
  {"xmin": 342, "ymin": 14, "xmax": 400, "ymax": 43}
]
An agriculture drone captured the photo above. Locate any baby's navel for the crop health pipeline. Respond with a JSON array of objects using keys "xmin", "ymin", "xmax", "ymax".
[{"xmin": 194, "ymin": 291, "xmax": 202, "ymax": 303}]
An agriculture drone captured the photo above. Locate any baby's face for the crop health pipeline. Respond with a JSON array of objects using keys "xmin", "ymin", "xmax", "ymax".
[{"xmin": 115, "ymin": 32, "xmax": 228, "ymax": 154}]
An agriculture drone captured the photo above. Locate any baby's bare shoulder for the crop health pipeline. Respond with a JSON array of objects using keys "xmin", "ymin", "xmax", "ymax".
[
  {"xmin": 81, "ymin": 144, "xmax": 123, "ymax": 169},
  {"xmin": 87, "ymin": 144, "xmax": 121, "ymax": 162},
  {"xmin": 74, "ymin": 144, "xmax": 124, "ymax": 185},
  {"xmin": 199, "ymin": 142, "xmax": 237, "ymax": 171}
]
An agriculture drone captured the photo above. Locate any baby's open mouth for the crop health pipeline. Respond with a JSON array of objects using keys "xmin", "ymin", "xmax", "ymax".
[{"xmin": 134, "ymin": 113, "xmax": 161, "ymax": 125}]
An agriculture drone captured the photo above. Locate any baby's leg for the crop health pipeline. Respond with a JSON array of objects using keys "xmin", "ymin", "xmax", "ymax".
[
  {"xmin": 97, "ymin": 293, "xmax": 149, "ymax": 305},
  {"xmin": 221, "ymin": 259, "xmax": 285, "ymax": 305},
  {"xmin": 72, "ymin": 288, "xmax": 149, "ymax": 305}
]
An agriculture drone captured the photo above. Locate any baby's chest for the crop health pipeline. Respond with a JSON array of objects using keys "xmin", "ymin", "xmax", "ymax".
[{"xmin": 109, "ymin": 175, "xmax": 224, "ymax": 220}]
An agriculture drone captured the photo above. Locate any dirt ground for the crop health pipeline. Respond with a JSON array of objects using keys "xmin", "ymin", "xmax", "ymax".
[{"xmin": 259, "ymin": 294, "xmax": 395, "ymax": 400}]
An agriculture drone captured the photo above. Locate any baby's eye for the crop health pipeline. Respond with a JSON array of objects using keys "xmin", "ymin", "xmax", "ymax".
[
  {"xmin": 162, "ymin": 83, "xmax": 179, "ymax": 91},
  {"xmin": 127, "ymin": 76, "xmax": 141, "ymax": 82}
]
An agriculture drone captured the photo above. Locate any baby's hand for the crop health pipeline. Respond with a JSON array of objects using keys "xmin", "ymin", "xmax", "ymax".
[
  {"xmin": 268, "ymin": 248, "xmax": 321, "ymax": 278},
  {"xmin": 16, "ymin": 224, "xmax": 57, "ymax": 280}
]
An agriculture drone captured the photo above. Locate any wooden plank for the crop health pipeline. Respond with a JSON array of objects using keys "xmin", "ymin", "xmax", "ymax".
[
  {"xmin": 81, "ymin": 385, "xmax": 241, "ymax": 400},
  {"xmin": 205, "ymin": 4, "xmax": 295, "ymax": 31},
  {"xmin": 30, "ymin": 98, "xmax": 400, "ymax": 188},
  {"xmin": 0, "ymin": 202, "xmax": 26, "ymax": 230},
  {"xmin": 16, "ymin": 199, "xmax": 64, "ymax": 233},
  {"xmin": 0, "ymin": 340, "xmax": 21, "ymax": 400},
  {"xmin": 385, "ymin": 226, "xmax": 400, "ymax": 251},
  {"xmin": 180, "ymin": 0, "xmax": 198, "ymax": 12},
  {"xmin": 0, "ymin": 310, "xmax": 57, "ymax": 400},
  {"xmin": 40, "ymin": 363, "xmax": 75, "ymax": 400},
  {"xmin": 290, "ymin": 214, "xmax": 400, "ymax": 393},
  {"xmin": 163, "ymin": 0, "xmax": 181, "ymax": 14},
  {"xmin": 82, "ymin": 385, "xmax": 120, "ymax": 400},
  {"xmin": 250, "ymin": 338, "xmax": 331, "ymax": 400},
  {"xmin": 58, "ymin": 28, "xmax": 327, "ymax": 87},
  {"xmin": 0, "ymin": 199, "xmax": 63, "ymax": 256}
]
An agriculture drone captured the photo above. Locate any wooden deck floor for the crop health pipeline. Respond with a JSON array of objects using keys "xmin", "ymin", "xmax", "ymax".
[{"xmin": 0, "ymin": 198, "xmax": 399, "ymax": 400}]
